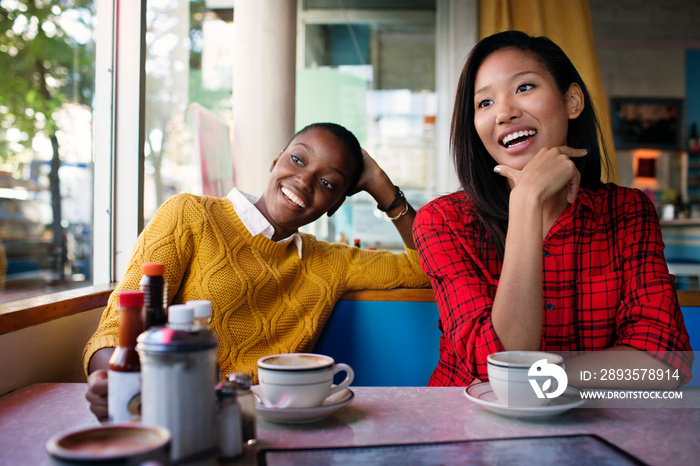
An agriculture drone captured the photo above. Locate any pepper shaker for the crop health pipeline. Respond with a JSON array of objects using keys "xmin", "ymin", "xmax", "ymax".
[
  {"xmin": 216, "ymin": 381, "xmax": 243, "ymax": 459},
  {"xmin": 227, "ymin": 372, "xmax": 256, "ymax": 445}
]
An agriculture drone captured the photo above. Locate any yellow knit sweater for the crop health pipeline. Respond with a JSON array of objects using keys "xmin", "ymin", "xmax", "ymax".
[{"xmin": 83, "ymin": 193, "xmax": 429, "ymax": 380}]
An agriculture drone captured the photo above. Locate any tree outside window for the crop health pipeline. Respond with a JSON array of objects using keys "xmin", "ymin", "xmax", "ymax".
[{"xmin": 0, "ymin": 0, "xmax": 95, "ymax": 302}]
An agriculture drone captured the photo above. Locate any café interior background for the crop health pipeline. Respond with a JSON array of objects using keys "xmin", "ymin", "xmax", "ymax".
[{"xmin": 2, "ymin": 0, "xmax": 700, "ymax": 303}]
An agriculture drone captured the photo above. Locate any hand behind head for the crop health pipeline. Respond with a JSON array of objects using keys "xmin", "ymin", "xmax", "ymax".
[{"xmin": 327, "ymin": 149, "xmax": 383, "ymax": 217}]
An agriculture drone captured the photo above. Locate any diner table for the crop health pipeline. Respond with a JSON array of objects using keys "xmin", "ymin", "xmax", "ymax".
[{"xmin": 0, "ymin": 383, "xmax": 698, "ymax": 465}]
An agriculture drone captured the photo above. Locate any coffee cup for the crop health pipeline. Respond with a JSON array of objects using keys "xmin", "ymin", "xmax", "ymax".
[
  {"xmin": 257, "ymin": 353, "xmax": 354, "ymax": 409},
  {"xmin": 487, "ymin": 351, "xmax": 566, "ymax": 407}
]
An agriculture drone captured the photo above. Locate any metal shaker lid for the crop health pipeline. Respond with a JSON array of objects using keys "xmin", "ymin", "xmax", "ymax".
[
  {"xmin": 226, "ymin": 372, "xmax": 253, "ymax": 390},
  {"xmin": 136, "ymin": 326, "xmax": 217, "ymax": 353},
  {"xmin": 215, "ymin": 381, "xmax": 238, "ymax": 401}
]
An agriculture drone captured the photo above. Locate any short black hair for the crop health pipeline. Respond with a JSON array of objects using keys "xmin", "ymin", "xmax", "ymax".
[{"xmin": 287, "ymin": 122, "xmax": 364, "ymax": 195}]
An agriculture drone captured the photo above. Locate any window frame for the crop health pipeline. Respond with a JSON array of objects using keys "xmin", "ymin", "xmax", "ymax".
[
  {"xmin": 2, "ymin": 0, "xmax": 477, "ymax": 312},
  {"xmin": 93, "ymin": 0, "xmax": 147, "ymax": 285}
]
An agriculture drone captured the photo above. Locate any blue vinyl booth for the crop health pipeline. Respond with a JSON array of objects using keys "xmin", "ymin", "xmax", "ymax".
[
  {"xmin": 314, "ymin": 295, "xmax": 699, "ymax": 387},
  {"xmin": 314, "ymin": 299, "xmax": 441, "ymax": 387},
  {"xmin": 681, "ymin": 305, "xmax": 700, "ymax": 386}
]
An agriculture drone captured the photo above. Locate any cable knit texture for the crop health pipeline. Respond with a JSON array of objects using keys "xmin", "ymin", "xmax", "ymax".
[{"xmin": 83, "ymin": 193, "xmax": 429, "ymax": 380}]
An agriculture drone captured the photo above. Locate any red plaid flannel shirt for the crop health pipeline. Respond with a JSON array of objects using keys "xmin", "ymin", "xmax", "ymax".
[{"xmin": 413, "ymin": 184, "xmax": 693, "ymax": 386}]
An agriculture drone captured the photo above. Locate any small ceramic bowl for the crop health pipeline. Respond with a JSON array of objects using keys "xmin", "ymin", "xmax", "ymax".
[{"xmin": 46, "ymin": 424, "xmax": 170, "ymax": 465}]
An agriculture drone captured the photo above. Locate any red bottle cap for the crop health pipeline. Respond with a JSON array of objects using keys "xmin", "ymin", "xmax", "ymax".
[
  {"xmin": 141, "ymin": 262, "xmax": 165, "ymax": 276},
  {"xmin": 119, "ymin": 290, "xmax": 144, "ymax": 308}
]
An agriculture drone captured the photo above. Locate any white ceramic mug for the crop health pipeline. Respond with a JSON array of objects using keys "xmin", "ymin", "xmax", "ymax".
[
  {"xmin": 257, "ymin": 353, "xmax": 354, "ymax": 409},
  {"xmin": 487, "ymin": 351, "xmax": 566, "ymax": 407}
]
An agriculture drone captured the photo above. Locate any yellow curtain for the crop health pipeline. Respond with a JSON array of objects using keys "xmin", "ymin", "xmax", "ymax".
[{"xmin": 479, "ymin": 0, "xmax": 619, "ymax": 183}]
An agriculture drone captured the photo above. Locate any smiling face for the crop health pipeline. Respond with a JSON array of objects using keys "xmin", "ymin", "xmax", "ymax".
[
  {"xmin": 256, "ymin": 127, "xmax": 355, "ymax": 240},
  {"xmin": 473, "ymin": 48, "xmax": 582, "ymax": 170}
]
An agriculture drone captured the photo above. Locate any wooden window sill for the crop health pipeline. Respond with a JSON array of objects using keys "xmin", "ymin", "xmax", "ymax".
[
  {"xmin": 0, "ymin": 287, "xmax": 434, "ymax": 335},
  {"xmin": 3, "ymin": 286, "xmax": 698, "ymax": 336},
  {"xmin": 341, "ymin": 288, "xmax": 435, "ymax": 302},
  {"xmin": 0, "ymin": 284, "xmax": 117, "ymax": 335}
]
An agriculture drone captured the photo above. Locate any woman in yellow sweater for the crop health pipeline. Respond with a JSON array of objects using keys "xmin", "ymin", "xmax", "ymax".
[{"xmin": 84, "ymin": 122, "xmax": 429, "ymax": 420}]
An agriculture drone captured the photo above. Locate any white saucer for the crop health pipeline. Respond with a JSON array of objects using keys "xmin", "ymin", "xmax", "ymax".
[
  {"xmin": 252, "ymin": 386, "xmax": 354, "ymax": 424},
  {"xmin": 464, "ymin": 382, "xmax": 585, "ymax": 418}
]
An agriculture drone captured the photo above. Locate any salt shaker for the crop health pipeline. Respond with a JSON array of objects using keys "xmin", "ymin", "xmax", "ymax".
[
  {"xmin": 227, "ymin": 372, "xmax": 256, "ymax": 445},
  {"xmin": 215, "ymin": 381, "xmax": 243, "ymax": 459}
]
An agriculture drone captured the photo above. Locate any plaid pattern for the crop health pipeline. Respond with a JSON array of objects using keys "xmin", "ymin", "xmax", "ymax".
[{"xmin": 414, "ymin": 184, "xmax": 693, "ymax": 386}]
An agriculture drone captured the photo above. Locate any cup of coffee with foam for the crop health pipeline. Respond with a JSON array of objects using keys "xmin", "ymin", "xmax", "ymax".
[{"xmin": 257, "ymin": 353, "xmax": 354, "ymax": 409}]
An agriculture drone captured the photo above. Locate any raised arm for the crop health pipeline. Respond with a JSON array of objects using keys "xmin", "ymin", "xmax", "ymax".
[
  {"xmin": 492, "ymin": 146, "xmax": 585, "ymax": 350},
  {"xmin": 351, "ymin": 149, "xmax": 417, "ymax": 249}
]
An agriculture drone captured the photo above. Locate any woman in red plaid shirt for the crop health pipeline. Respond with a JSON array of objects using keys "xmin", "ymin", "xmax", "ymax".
[{"xmin": 413, "ymin": 31, "xmax": 693, "ymax": 388}]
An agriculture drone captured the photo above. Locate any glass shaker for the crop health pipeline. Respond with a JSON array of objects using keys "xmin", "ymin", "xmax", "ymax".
[
  {"xmin": 215, "ymin": 381, "xmax": 243, "ymax": 459},
  {"xmin": 227, "ymin": 372, "xmax": 256, "ymax": 445}
]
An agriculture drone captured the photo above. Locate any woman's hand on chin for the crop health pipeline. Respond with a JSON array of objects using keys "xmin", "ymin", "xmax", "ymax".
[{"xmin": 495, "ymin": 146, "xmax": 587, "ymax": 205}]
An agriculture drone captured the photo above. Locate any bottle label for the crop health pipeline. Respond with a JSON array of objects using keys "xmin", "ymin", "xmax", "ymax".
[{"xmin": 108, "ymin": 370, "xmax": 141, "ymax": 423}]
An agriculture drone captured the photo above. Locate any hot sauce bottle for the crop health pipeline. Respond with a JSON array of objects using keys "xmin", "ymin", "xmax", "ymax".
[
  {"xmin": 140, "ymin": 262, "xmax": 167, "ymax": 328},
  {"xmin": 108, "ymin": 290, "xmax": 145, "ymax": 423}
]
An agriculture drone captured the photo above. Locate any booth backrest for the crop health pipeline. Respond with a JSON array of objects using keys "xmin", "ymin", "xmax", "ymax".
[
  {"xmin": 681, "ymin": 306, "xmax": 700, "ymax": 386},
  {"xmin": 314, "ymin": 299, "xmax": 440, "ymax": 386},
  {"xmin": 315, "ymin": 291, "xmax": 699, "ymax": 387}
]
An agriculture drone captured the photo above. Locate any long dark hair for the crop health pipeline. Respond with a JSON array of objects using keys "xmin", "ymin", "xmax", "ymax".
[
  {"xmin": 451, "ymin": 30, "xmax": 610, "ymax": 258},
  {"xmin": 287, "ymin": 122, "xmax": 364, "ymax": 196}
]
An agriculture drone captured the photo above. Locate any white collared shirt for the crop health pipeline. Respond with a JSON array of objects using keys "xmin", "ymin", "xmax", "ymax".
[{"xmin": 226, "ymin": 188, "xmax": 303, "ymax": 258}]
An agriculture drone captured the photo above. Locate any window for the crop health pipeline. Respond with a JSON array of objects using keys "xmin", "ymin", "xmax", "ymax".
[
  {"xmin": 0, "ymin": 0, "xmax": 96, "ymax": 303},
  {"xmin": 0, "ymin": 1, "xmax": 459, "ymax": 305},
  {"xmin": 143, "ymin": 0, "xmax": 233, "ymax": 224},
  {"xmin": 141, "ymin": 1, "xmax": 441, "ymax": 252},
  {"xmin": 297, "ymin": 2, "xmax": 438, "ymax": 248}
]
